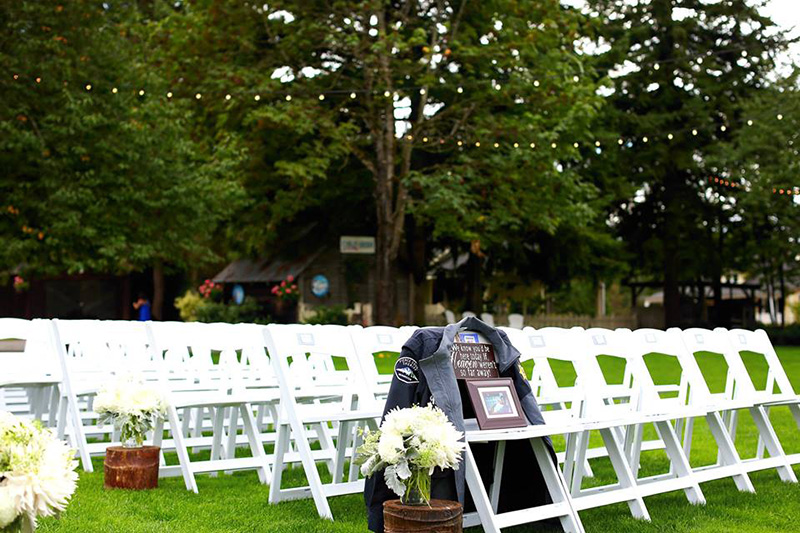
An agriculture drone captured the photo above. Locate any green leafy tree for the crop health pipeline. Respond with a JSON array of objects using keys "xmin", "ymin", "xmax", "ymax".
[
  {"xmin": 0, "ymin": 1, "xmax": 245, "ymax": 317},
  {"xmin": 144, "ymin": 0, "xmax": 606, "ymax": 323}
]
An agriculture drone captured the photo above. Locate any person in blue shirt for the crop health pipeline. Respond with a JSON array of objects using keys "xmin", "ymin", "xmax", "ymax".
[{"xmin": 133, "ymin": 292, "xmax": 152, "ymax": 321}]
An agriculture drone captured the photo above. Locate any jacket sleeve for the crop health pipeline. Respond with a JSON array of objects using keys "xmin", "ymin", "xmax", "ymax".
[{"xmin": 364, "ymin": 336, "xmax": 425, "ymax": 532}]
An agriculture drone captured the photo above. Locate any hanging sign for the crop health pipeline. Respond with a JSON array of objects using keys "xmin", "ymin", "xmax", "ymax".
[
  {"xmin": 340, "ymin": 236, "xmax": 376, "ymax": 254},
  {"xmin": 232, "ymin": 284, "xmax": 245, "ymax": 305},
  {"xmin": 311, "ymin": 274, "xmax": 330, "ymax": 297},
  {"xmin": 450, "ymin": 342, "xmax": 499, "ymax": 380}
]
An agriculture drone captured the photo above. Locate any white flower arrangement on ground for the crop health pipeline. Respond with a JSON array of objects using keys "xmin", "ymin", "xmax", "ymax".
[
  {"xmin": 0, "ymin": 411, "xmax": 78, "ymax": 532},
  {"xmin": 94, "ymin": 376, "xmax": 167, "ymax": 448},
  {"xmin": 356, "ymin": 405, "xmax": 465, "ymax": 505}
]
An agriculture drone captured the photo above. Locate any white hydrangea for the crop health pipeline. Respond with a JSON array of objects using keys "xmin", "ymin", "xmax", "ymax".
[
  {"xmin": 0, "ymin": 412, "xmax": 78, "ymax": 529},
  {"xmin": 94, "ymin": 375, "xmax": 167, "ymax": 447},
  {"xmin": 356, "ymin": 405, "xmax": 465, "ymax": 499}
]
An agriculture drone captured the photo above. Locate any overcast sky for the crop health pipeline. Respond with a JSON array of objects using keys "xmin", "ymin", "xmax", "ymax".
[{"xmin": 762, "ymin": 0, "xmax": 800, "ymax": 65}]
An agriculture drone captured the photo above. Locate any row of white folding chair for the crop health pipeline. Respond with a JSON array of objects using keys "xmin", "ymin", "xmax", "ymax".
[{"xmin": 677, "ymin": 328, "xmax": 798, "ymax": 483}]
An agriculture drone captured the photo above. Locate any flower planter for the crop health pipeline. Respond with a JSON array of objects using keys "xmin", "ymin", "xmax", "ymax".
[
  {"xmin": 383, "ymin": 499, "xmax": 462, "ymax": 533},
  {"xmin": 104, "ymin": 446, "xmax": 160, "ymax": 490}
]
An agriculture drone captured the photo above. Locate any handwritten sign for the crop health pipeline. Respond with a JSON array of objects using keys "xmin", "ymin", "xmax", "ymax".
[{"xmin": 450, "ymin": 343, "xmax": 499, "ymax": 380}]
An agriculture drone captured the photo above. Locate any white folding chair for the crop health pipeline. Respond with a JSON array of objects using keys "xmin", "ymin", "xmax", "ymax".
[
  {"xmin": 680, "ymin": 327, "xmax": 797, "ymax": 483},
  {"xmin": 148, "ymin": 321, "xmax": 272, "ymax": 493},
  {"xmin": 348, "ymin": 324, "xmax": 417, "ymax": 399},
  {"xmin": 507, "ymin": 314, "xmax": 525, "ymax": 329},
  {"xmin": 480, "ymin": 313, "xmax": 496, "ymax": 327},
  {"xmin": 264, "ymin": 324, "xmax": 383, "ymax": 520},
  {"xmin": 725, "ymin": 327, "xmax": 800, "ymax": 465}
]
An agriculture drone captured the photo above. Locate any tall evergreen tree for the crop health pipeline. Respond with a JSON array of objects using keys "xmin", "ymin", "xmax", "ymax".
[{"xmin": 587, "ymin": 0, "xmax": 791, "ymax": 325}]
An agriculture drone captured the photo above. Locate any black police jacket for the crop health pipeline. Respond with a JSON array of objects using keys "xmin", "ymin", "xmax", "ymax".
[{"xmin": 364, "ymin": 316, "xmax": 556, "ymax": 532}]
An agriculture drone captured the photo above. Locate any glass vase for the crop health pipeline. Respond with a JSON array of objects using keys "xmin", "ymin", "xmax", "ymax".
[{"xmin": 401, "ymin": 469, "xmax": 432, "ymax": 506}]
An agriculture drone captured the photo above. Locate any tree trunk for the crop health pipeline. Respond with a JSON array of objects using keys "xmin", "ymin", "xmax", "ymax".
[
  {"xmin": 663, "ymin": 225, "xmax": 681, "ymax": 327},
  {"xmin": 152, "ymin": 260, "xmax": 164, "ymax": 321},
  {"xmin": 465, "ymin": 253, "xmax": 482, "ymax": 313},
  {"xmin": 779, "ymin": 261, "xmax": 786, "ymax": 328}
]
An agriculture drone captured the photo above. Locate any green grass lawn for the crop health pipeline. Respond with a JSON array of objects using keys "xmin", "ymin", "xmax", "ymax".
[{"xmin": 38, "ymin": 348, "xmax": 800, "ymax": 532}]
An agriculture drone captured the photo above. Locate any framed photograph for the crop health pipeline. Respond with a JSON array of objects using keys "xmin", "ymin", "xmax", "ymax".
[{"xmin": 466, "ymin": 378, "xmax": 528, "ymax": 430}]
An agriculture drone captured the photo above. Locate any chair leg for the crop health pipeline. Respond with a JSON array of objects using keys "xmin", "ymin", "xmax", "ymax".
[
  {"xmin": 749, "ymin": 406, "xmax": 797, "ymax": 483},
  {"xmin": 168, "ymin": 406, "xmax": 198, "ymax": 493},
  {"xmin": 531, "ymin": 438, "xmax": 586, "ymax": 533},
  {"xmin": 654, "ymin": 420, "xmax": 705, "ymax": 505},
  {"xmin": 756, "ymin": 406, "xmax": 771, "ymax": 459},
  {"xmin": 210, "ymin": 407, "xmax": 225, "ymax": 478},
  {"xmin": 269, "ymin": 423, "xmax": 291, "ymax": 504},
  {"xmin": 598, "ymin": 427, "xmax": 650, "ymax": 521},
  {"xmin": 464, "ymin": 443, "xmax": 503, "ymax": 533},
  {"xmin": 240, "ymin": 403, "xmax": 271, "ymax": 484},
  {"xmin": 705, "ymin": 412, "xmax": 755, "ymax": 492}
]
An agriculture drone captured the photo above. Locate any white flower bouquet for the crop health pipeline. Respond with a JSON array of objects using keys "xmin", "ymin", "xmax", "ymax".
[
  {"xmin": 94, "ymin": 376, "xmax": 167, "ymax": 448},
  {"xmin": 0, "ymin": 412, "xmax": 78, "ymax": 532},
  {"xmin": 356, "ymin": 405, "xmax": 465, "ymax": 505}
]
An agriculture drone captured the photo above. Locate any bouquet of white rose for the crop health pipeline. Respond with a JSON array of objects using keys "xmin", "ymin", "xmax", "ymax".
[
  {"xmin": 94, "ymin": 376, "xmax": 167, "ymax": 448},
  {"xmin": 0, "ymin": 412, "xmax": 78, "ymax": 532},
  {"xmin": 356, "ymin": 405, "xmax": 465, "ymax": 506}
]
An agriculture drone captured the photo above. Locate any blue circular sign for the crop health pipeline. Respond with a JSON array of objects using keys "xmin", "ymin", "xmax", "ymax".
[
  {"xmin": 232, "ymin": 284, "xmax": 245, "ymax": 305},
  {"xmin": 311, "ymin": 275, "xmax": 330, "ymax": 298}
]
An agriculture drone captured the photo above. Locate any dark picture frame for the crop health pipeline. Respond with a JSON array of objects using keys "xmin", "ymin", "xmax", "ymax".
[{"xmin": 466, "ymin": 378, "xmax": 528, "ymax": 430}]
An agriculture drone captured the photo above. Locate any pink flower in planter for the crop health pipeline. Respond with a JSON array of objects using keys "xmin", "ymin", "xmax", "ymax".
[
  {"xmin": 285, "ymin": 288, "xmax": 292, "ymax": 294},
  {"xmin": 287, "ymin": 275, "xmax": 294, "ymax": 282}
]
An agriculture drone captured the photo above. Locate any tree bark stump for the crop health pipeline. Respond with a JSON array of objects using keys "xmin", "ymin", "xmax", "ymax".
[
  {"xmin": 383, "ymin": 500, "xmax": 462, "ymax": 532},
  {"xmin": 104, "ymin": 446, "xmax": 160, "ymax": 490}
]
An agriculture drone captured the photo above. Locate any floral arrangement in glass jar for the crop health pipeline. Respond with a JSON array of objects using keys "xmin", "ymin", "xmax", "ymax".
[
  {"xmin": 271, "ymin": 275, "xmax": 299, "ymax": 302},
  {"xmin": 0, "ymin": 412, "xmax": 78, "ymax": 532},
  {"xmin": 356, "ymin": 405, "xmax": 464, "ymax": 505},
  {"xmin": 94, "ymin": 376, "xmax": 167, "ymax": 448}
]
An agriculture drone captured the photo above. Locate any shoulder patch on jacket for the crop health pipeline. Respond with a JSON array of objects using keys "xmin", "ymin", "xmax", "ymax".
[{"xmin": 394, "ymin": 356, "xmax": 419, "ymax": 384}]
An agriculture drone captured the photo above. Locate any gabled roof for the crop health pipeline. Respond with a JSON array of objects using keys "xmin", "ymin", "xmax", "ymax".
[{"xmin": 212, "ymin": 250, "xmax": 323, "ymax": 283}]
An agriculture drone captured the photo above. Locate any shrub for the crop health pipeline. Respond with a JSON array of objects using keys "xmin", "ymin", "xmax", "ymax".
[
  {"xmin": 761, "ymin": 324, "xmax": 800, "ymax": 346},
  {"xmin": 174, "ymin": 290, "xmax": 205, "ymax": 322},
  {"xmin": 195, "ymin": 296, "xmax": 267, "ymax": 324},
  {"xmin": 303, "ymin": 305, "xmax": 348, "ymax": 325}
]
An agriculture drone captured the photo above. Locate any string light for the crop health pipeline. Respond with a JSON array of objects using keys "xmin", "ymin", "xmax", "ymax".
[
  {"xmin": 457, "ymin": 87, "xmax": 463, "ymax": 93},
  {"xmin": 350, "ymin": 92, "xmax": 356, "ymax": 99},
  {"xmin": 166, "ymin": 91, "xmax": 173, "ymax": 99},
  {"xmin": 618, "ymin": 139, "xmax": 624, "ymax": 145},
  {"xmin": 318, "ymin": 94, "xmax": 325, "ymax": 100},
  {"xmin": 139, "ymin": 89, "xmax": 145, "ymax": 96},
  {"xmin": 85, "ymin": 84, "xmax": 92, "ymax": 91},
  {"xmin": 692, "ymin": 129, "xmax": 698, "ymax": 136},
  {"xmin": 195, "ymin": 93, "xmax": 202, "ymax": 100},
  {"xmin": 111, "ymin": 87, "xmax": 118, "ymax": 94},
  {"xmin": 668, "ymin": 133, "xmax": 674, "ymax": 140},
  {"xmin": 595, "ymin": 141, "xmax": 601, "ymax": 147},
  {"xmin": 777, "ymin": 114, "xmax": 783, "ymax": 120},
  {"xmin": 654, "ymin": 64, "xmax": 660, "ymax": 71},
  {"xmin": 495, "ymin": 84, "xmax": 501, "ymax": 91},
  {"xmin": 419, "ymin": 88, "xmax": 426, "ymax": 95},
  {"xmin": 534, "ymin": 80, "xmax": 540, "ymax": 87},
  {"xmin": 530, "ymin": 142, "xmax": 536, "ymax": 149},
  {"xmin": 573, "ymin": 142, "xmax": 579, "ymax": 148},
  {"xmin": 552, "ymin": 142, "xmax": 558, "ymax": 149},
  {"xmin": 13, "ymin": 74, "xmax": 19, "ymax": 80},
  {"xmin": 494, "ymin": 142, "xmax": 500, "ymax": 148},
  {"xmin": 225, "ymin": 94, "xmax": 231, "ymax": 100},
  {"xmin": 643, "ymin": 136, "xmax": 648, "ymax": 143},
  {"xmin": 285, "ymin": 95, "xmax": 292, "ymax": 101},
  {"xmin": 36, "ymin": 77, "xmax": 42, "ymax": 83},
  {"xmin": 254, "ymin": 94, "xmax": 261, "ymax": 101},
  {"xmin": 475, "ymin": 141, "xmax": 481, "ymax": 147},
  {"xmin": 747, "ymin": 119, "xmax": 753, "ymax": 126},
  {"xmin": 423, "ymin": 137, "xmax": 428, "ymax": 143},
  {"xmin": 573, "ymin": 76, "xmax": 579, "ymax": 82},
  {"xmin": 457, "ymin": 140, "xmax": 463, "ymax": 146},
  {"xmin": 513, "ymin": 142, "xmax": 519, "ymax": 148},
  {"xmin": 384, "ymin": 90, "xmax": 391, "ymax": 97},
  {"xmin": 720, "ymin": 125, "xmax": 727, "ymax": 132}
]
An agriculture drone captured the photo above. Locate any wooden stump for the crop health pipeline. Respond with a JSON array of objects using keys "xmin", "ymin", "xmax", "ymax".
[
  {"xmin": 104, "ymin": 445, "xmax": 160, "ymax": 490},
  {"xmin": 383, "ymin": 499, "xmax": 463, "ymax": 533}
]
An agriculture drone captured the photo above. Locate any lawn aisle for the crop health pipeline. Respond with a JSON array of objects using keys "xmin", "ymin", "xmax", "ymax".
[{"xmin": 39, "ymin": 348, "xmax": 800, "ymax": 533}]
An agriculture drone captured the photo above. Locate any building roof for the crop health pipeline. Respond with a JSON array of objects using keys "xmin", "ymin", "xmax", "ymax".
[{"xmin": 212, "ymin": 250, "xmax": 323, "ymax": 283}]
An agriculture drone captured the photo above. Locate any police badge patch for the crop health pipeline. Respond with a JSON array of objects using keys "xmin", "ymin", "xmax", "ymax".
[{"xmin": 394, "ymin": 356, "xmax": 420, "ymax": 384}]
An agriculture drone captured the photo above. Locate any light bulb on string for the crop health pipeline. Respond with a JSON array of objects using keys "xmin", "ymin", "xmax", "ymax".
[
  {"xmin": 254, "ymin": 94, "xmax": 261, "ymax": 101},
  {"xmin": 457, "ymin": 140, "xmax": 463, "ymax": 146},
  {"xmin": 573, "ymin": 75, "xmax": 579, "ymax": 82},
  {"xmin": 139, "ymin": 89, "xmax": 145, "ymax": 96},
  {"xmin": 643, "ymin": 136, "xmax": 648, "ymax": 143},
  {"xmin": 692, "ymin": 129, "xmax": 698, "ymax": 136},
  {"xmin": 166, "ymin": 91, "xmax": 173, "ymax": 99},
  {"xmin": 530, "ymin": 142, "xmax": 536, "ymax": 149},
  {"xmin": 85, "ymin": 84, "xmax": 92, "ymax": 91},
  {"xmin": 573, "ymin": 142, "xmax": 579, "ymax": 148},
  {"xmin": 747, "ymin": 119, "xmax": 753, "ymax": 126},
  {"xmin": 495, "ymin": 84, "xmax": 501, "ymax": 91},
  {"xmin": 457, "ymin": 87, "xmax": 463, "ymax": 94},
  {"xmin": 494, "ymin": 142, "xmax": 500, "ymax": 148},
  {"xmin": 423, "ymin": 137, "xmax": 428, "ymax": 143},
  {"xmin": 318, "ymin": 94, "xmax": 325, "ymax": 100},
  {"xmin": 350, "ymin": 92, "xmax": 356, "ymax": 99},
  {"xmin": 111, "ymin": 87, "xmax": 118, "ymax": 94},
  {"xmin": 720, "ymin": 125, "xmax": 727, "ymax": 132},
  {"xmin": 668, "ymin": 133, "xmax": 674, "ymax": 140},
  {"xmin": 513, "ymin": 142, "xmax": 519, "ymax": 148},
  {"xmin": 36, "ymin": 77, "xmax": 42, "ymax": 83},
  {"xmin": 195, "ymin": 93, "xmax": 202, "ymax": 100},
  {"xmin": 654, "ymin": 64, "xmax": 660, "ymax": 71},
  {"xmin": 384, "ymin": 90, "xmax": 391, "ymax": 98},
  {"xmin": 618, "ymin": 139, "xmax": 624, "ymax": 145},
  {"xmin": 551, "ymin": 142, "xmax": 557, "ymax": 149},
  {"xmin": 419, "ymin": 88, "xmax": 426, "ymax": 95},
  {"xmin": 475, "ymin": 141, "xmax": 481, "ymax": 147},
  {"xmin": 595, "ymin": 141, "xmax": 601, "ymax": 147},
  {"xmin": 777, "ymin": 114, "xmax": 783, "ymax": 120},
  {"xmin": 534, "ymin": 80, "xmax": 540, "ymax": 87},
  {"xmin": 286, "ymin": 95, "xmax": 292, "ymax": 101},
  {"xmin": 225, "ymin": 94, "xmax": 231, "ymax": 100},
  {"xmin": 407, "ymin": 135, "xmax": 413, "ymax": 140}
]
